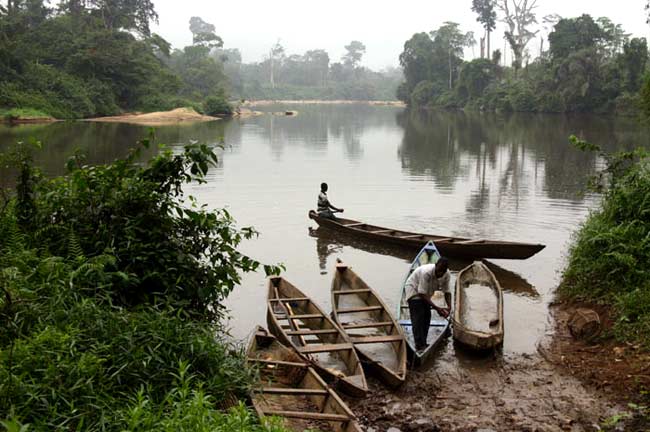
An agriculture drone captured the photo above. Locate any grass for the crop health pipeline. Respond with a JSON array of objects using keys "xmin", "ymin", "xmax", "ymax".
[
  {"xmin": 560, "ymin": 149, "xmax": 650, "ymax": 348},
  {"xmin": 0, "ymin": 107, "xmax": 53, "ymax": 121}
]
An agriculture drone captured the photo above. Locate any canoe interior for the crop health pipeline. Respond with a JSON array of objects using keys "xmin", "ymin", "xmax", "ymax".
[
  {"xmin": 267, "ymin": 276, "xmax": 367, "ymax": 396},
  {"xmin": 331, "ymin": 261, "xmax": 407, "ymax": 385},
  {"xmin": 397, "ymin": 241, "xmax": 450, "ymax": 362},
  {"xmin": 453, "ymin": 262, "xmax": 504, "ymax": 349},
  {"xmin": 247, "ymin": 327, "xmax": 361, "ymax": 432},
  {"xmin": 308, "ymin": 210, "xmax": 545, "ymax": 260}
]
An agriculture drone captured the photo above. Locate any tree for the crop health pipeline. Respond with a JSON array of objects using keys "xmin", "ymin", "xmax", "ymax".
[
  {"xmin": 619, "ymin": 37, "xmax": 648, "ymax": 92},
  {"xmin": 342, "ymin": 40, "xmax": 366, "ymax": 68},
  {"xmin": 549, "ymin": 14, "xmax": 607, "ymax": 60},
  {"xmin": 399, "ymin": 32, "xmax": 436, "ymax": 96},
  {"xmin": 597, "ymin": 17, "xmax": 630, "ymax": 56},
  {"xmin": 268, "ymin": 40, "xmax": 284, "ymax": 89},
  {"xmin": 497, "ymin": 0, "xmax": 538, "ymax": 73},
  {"xmin": 430, "ymin": 22, "xmax": 475, "ymax": 89},
  {"xmin": 471, "ymin": 0, "xmax": 496, "ymax": 59},
  {"xmin": 304, "ymin": 49, "xmax": 330, "ymax": 86},
  {"xmin": 188, "ymin": 16, "xmax": 223, "ymax": 50},
  {"xmin": 58, "ymin": 0, "xmax": 158, "ymax": 35}
]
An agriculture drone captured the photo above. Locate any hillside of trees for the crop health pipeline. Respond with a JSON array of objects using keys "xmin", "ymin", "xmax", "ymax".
[
  {"xmin": 398, "ymin": 1, "xmax": 649, "ymax": 115},
  {"xmin": 0, "ymin": 2, "xmax": 400, "ymax": 120}
]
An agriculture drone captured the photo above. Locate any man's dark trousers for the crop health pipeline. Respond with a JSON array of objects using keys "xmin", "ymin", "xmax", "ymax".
[{"xmin": 408, "ymin": 297, "xmax": 430, "ymax": 350}]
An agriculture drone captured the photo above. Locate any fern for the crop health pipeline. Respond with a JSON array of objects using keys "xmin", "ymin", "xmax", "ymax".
[{"xmin": 67, "ymin": 229, "xmax": 85, "ymax": 261}]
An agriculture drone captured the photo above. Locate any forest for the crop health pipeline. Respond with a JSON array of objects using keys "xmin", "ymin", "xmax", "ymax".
[
  {"xmin": 398, "ymin": 1, "xmax": 649, "ymax": 114},
  {"xmin": 0, "ymin": 1, "xmax": 400, "ymax": 119}
]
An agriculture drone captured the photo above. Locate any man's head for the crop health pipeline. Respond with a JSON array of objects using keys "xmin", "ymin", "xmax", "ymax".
[
  {"xmin": 321, "ymin": 182, "xmax": 328, "ymax": 192},
  {"xmin": 435, "ymin": 257, "xmax": 449, "ymax": 277}
]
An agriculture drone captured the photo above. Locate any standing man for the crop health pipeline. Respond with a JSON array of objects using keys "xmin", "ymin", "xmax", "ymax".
[
  {"xmin": 317, "ymin": 182, "xmax": 344, "ymax": 219},
  {"xmin": 404, "ymin": 258, "xmax": 451, "ymax": 352}
]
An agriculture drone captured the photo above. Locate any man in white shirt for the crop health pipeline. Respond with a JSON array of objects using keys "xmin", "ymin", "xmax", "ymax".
[
  {"xmin": 405, "ymin": 257, "xmax": 451, "ymax": 351},
  {"xmin": 317, "ymin": 182, "xmax": 344, "ymax": 219}
]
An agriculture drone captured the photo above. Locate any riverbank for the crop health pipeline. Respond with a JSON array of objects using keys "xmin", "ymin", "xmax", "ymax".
[
  {"xmin": 0, "ymin": 108, "xmax": 56, "ymax": 124},
  {"xmin": 241, "ymin": 99, "xmax": 406, "ymax": 107},
  {"xmin": 87, "ymin": 107, "xmax": 221, "ymax": 126}
]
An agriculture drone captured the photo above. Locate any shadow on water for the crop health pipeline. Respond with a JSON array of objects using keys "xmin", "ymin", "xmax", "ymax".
[{"xmin": 308, "ymin": 226, "xmax": 538, "ymax": 298}]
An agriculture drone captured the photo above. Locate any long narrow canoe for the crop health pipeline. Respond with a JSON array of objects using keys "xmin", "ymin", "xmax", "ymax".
[
  {"xmin": 330, "ymin": 259, "xmax": 407, "ymax": 388},
  {"xmin": 308, "ymin": 210, "xmax": 545, "ymax": 260},
  {"xmin": 397, "ymin": 241, "xmax": 451, "ymax": 366},
  {"xmin": 453, "ymin": 261, "xmax": 504, "ymax": 350},
  {"xmin": 246, "ymin": 326, "xmax": 362, "ymax": 432},
  {"xmin": 267, "ymin": 276, "xmax": 368, "ymax": 397}
]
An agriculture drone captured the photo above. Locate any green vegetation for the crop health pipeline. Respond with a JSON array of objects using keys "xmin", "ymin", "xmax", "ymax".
[
  {"xmin": 0, "ymin": 138, "xmax": 285, "ymax": 430},
  {"xmin": 0, "ymin": 3, "xmax": 232, "ymax": 119},
  {"xmin": 561, "ymin": 137, "xmax": 650, "ymax": 348},
  {"xmin": 399, "ymin": 7, "xmax": 648, "ymax": 115},
  {"xmin": 0, "ymin": 108, "xmax": 51, "ymax": 121}
]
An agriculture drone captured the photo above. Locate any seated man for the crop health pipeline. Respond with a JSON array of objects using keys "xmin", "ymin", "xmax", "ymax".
[
  {"xmin": 317, "ymin": 182, "xmax": 344, "ymax": 219},
  {"xmin": 404, "ymin": 257, "xmax": 451, "ymax": 352}
]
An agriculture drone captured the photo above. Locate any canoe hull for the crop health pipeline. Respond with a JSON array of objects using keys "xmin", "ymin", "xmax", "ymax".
[
  {"xmin": 453, "ymin": 261, "xmax": 504, "ymax": 351},
  {"xmin": 247, "ymin": 326, "xmax": 362, "ymax": 432},
  {"xmin": 397, "ymin": 241, "xmax": 451, "ymax": 367},
  {"xmin": 331, "ymin": 260, "xmax": 407, "ymax": 388},
  {"xmin": 309, "ymin": 210, "xmax": 544, "ymax": 260},
  {"xmin": 266, "ymin": 277, "xmax": 368, "ymax": 397}
]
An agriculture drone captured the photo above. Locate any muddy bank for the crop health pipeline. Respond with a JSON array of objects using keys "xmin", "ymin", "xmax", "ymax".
[
  {"xmin": 1, "ymin": 116, "xmax": 57, "ymax": 124},
  {"xmin": 241, "ymin": 99, "xmax": 406, "ymax": 107},
  {"xmin": 87, "ymin": 107, "xmax": 220, "ymax": 126}
]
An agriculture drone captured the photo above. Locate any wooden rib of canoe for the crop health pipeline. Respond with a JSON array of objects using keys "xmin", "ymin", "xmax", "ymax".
[
  {"xmin": 308, "ymin": 210, "xmax": 545, "ymax": 260},
  {"xmin": 397, "ymin": 241, "xmax": 450, "ymax": 366},
  {"xmin": 266, "ymin": 276, "xmax": 369, "ymax": 397},
  {"xmin": 330, "ymin": 259, "xmax": 407, "ymax": 388},
  {"xmin": 453, "ymin": 261, "xmax": 504, "ymax": 350},
  {"xmin": 246, "ymin": 326, "xmax": 362, "ymax": 432}
]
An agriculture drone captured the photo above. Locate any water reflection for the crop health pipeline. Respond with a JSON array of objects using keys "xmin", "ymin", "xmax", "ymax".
[{"xmin": 308, "ymin": 226, "xmax": 538, "ymax": 298}]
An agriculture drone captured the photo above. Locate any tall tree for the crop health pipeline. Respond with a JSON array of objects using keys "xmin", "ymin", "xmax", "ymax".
[
  {"xmin": 342, "ymin": 40, "xmax": 366, "ymax": 68},
  {"xmin": 268, "ymin": 40, "xmax": 284, "ymax": 89},
  {"xmin": 497, "ymin": 0, "xmax": 538, "ymax": 73},
  {"xmin": 58, "ymin": 0, "xmax": 158, "ymax": 35},
  {"xmin": 430, "ymin": 22, "xmax": 475, "ymax": 89},
  {"xmin": 399, "ymin": 32, "xmax": 436, "ymax": 95},
  {"xmin": 188, "ymin": 16, "xmax": 222, "ymax": 49},
  {"xmin": 471, "ymin": 0, "xmax": 496, "ymax": 59},
  {"xmin": 548, "ymin": 14, "xmax": 606, "ymax": 60}
]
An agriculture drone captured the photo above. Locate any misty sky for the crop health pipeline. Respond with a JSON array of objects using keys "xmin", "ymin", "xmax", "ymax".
[{"xmin": 152, "ymin": 0, "xmax": 650, "ymax": 70}]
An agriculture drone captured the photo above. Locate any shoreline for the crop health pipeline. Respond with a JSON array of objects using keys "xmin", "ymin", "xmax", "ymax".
[{"xmin": 241, "ymin": 99, "xmax": 406, "ymax": 107}]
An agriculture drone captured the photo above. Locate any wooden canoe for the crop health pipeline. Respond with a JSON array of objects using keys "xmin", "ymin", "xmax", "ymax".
[
  {"xmin": 397, "ymin": 241, "xmax": 451, "ymax": 366},
  {"xmin": 453, "ymin": 261, "xmax": 504, "ymax": 350},
  {"xmin": 266, "ymin": 276, "xmax": 368, "ymax": 397},
  {"xmin": 308, "ymin": 210, "xmax": 545, "ymax": 260},
  {"xmin": 330, "ymin": 259, "xmax": 407, "ymax": 388},
  {"xmin": 246, "ymin": 326, "xmax": 362, "ymax": 432}
]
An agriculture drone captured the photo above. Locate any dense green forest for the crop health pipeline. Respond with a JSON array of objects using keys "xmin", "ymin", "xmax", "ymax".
[
  {"xmin": 0, "ymin": 2, "xmax": 400, "ymax": 120},
  {"xmin": 398, "ymin": 1, "xmax": 649, "ymax": 115}
]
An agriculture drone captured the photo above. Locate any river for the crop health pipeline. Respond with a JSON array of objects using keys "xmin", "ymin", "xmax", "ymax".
[{"xmin": 1, "ymin": 105, "xmax": 647, "ymax": 359}]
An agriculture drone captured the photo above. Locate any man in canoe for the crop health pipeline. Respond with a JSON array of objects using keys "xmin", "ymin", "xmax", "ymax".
[
  {"xmin": 405, "ymin": 257, "xmax": 451, "ymax": 352},
  {"xmin": 317, "ymin": 182, "xmax": 344, "ymax": 219}
]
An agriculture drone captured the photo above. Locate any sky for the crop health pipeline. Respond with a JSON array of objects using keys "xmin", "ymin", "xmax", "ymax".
[{"xmin": 151, "ymin": 0, "xmax": 650, "ymax": 70}]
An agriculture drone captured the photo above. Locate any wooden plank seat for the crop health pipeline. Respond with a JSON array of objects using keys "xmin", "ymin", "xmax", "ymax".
[
  {"xmin": 269, "ymin": 297, "xmax": 311, "ymax": 302},
  {"xmin": 336, "ymin": 306, "xmax": 383, "ymax": 314},
  {"xmin": 260, "ymin": 387, "xmax": 328, "ymax": 396},
  {"xmin": 342, "ymin": 321, "xmax": 394, "ymax": 329},
  {"xmin": 350, "ymin": 335, "xmax": 404, "ymax": 344},
  {"xmin": 456, "ymin": 239, "xmax": 486, "ymax": 244},
  {"xmin": 397, "ymin": 234, "xmax": 424, "ymax": 239},
  {"xmin": 299, "ymin": 343, "xmax": 354, "ymax": 354},
  {"xmin": 250, "ymin": 358, "xmax": 308, "ymax": 368},
  {"xmin": 287, "ymin": 329, "xmax": 339, "ymax": 336},
  {"xmin": 286, "ymin": 314, "xmax": 324, "ymax": 320},
  {"xmin": 332, "ymin": 289, "xmax": 371, "ymax": 295},
  {"xmin": 261, "ymin": 410, "xmax": 351, "ymax": 422},
  {"xmin": 369, "ymin": 229, "xmax": 394, "ymax": 234},
  {"xmin": 343, "ymin": 223, "xmax": 365, "ymax": 228}
]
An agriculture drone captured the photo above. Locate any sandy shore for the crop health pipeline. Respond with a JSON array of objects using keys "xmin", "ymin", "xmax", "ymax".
[
  {"xmin": 241, "ymin": 99, "xmax": 406, "ymax": 107},
  {"xmin": 87, "ymin": 108, "xmax": 221, "ymax": 126}
]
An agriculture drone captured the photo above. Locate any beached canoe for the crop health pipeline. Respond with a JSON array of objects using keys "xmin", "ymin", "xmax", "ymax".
[
  {"xmin": 308, "ymin": 210, "xmax": 545, "ymax": 260},
  {"xmin": 331, "ymin": 259, "xmax": 407, "ymax": 388},
  {"xmin": 267, "ymin": 276, "xmax": 368, "ymax": 397},
  {"xmin": 397, "ymin": 241, "xmax": 451, "ymax": 366},
  {"xmin": 246, "ymin": 326, "xmax": 362, "ymax": 432},
  {"xmin": 453, "ymin": 261, "xmax": 504, "ymax": 350}
]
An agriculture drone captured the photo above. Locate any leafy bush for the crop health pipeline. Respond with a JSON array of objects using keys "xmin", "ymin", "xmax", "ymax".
[
  {"xmin": 0, "ymin": 139, "xmax": 287, "ymax": 430},
  {"xmin": 204, "ymin": 92, "xmax": 233, "ymax": 117},
  {"xmin": 410, "ymin": 80, "xmax": 436, "ymax": 107},
  {"xmin": 561, "ymin": 139, "xmax": 650, "ymax": 347}
]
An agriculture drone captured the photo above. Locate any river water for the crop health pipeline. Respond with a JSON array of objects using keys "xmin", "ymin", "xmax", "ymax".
[{"xmin": 1, "ymin": 105, "xmax": 647, "ymax": 359}]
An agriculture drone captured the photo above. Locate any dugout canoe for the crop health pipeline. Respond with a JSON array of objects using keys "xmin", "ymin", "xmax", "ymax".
[
  {"xmin": 246, "ymin": 326, "xmax": 362, "ymax": 432},
  {"xmin": 308, "ymin": 210, "xmax": 545, "ymax": 260},
  {"xmin": 331, "ymin": 259, "xmax": 407, "ymax": 388},
  {"xmin": 397, "ymin": 241, "xmax": 451, "ymax": 366},
  {"xmin": 267, "ymin": 276, "xmax": 368, "ymax": 397},
  {"xmin": 453, "ymin": 261, "xmax": 504, "ymax": 350}
]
